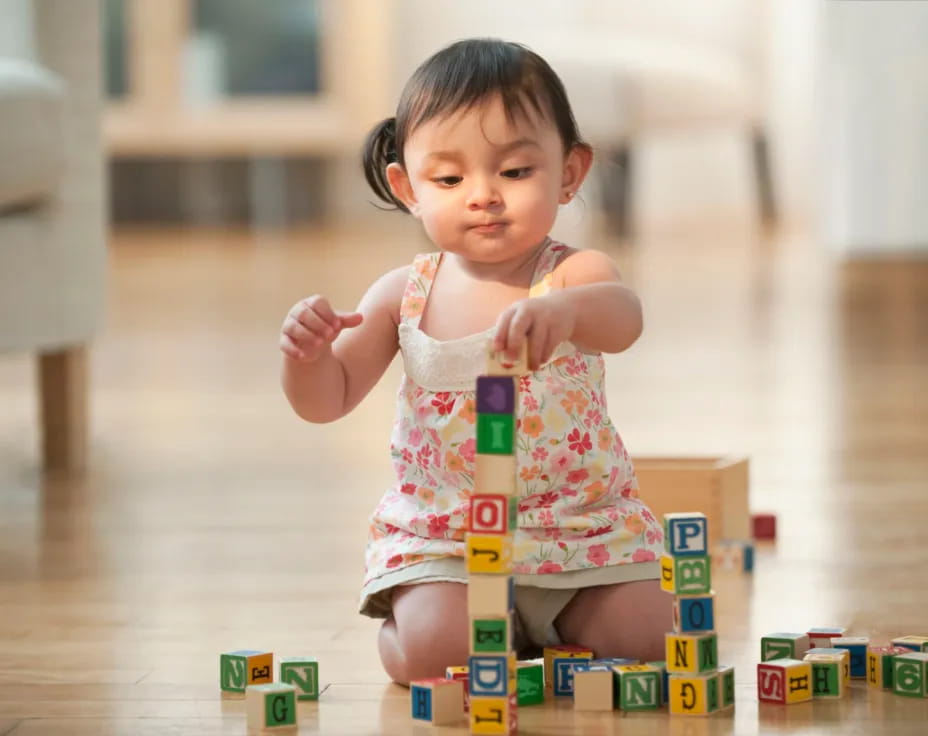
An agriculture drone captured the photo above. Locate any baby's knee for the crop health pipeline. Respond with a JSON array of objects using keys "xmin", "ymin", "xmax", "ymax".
[{"xmin": 379, "ymin": 613, "xmax": 468, "ymax": 685}]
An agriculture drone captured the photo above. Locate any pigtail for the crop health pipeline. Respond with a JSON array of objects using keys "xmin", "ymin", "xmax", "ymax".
[{"xmin": 362, "ymin": 117, "xmax": 409, "ymax": 213}]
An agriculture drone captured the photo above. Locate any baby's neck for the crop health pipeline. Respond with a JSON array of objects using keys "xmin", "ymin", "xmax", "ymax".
[{"xmin": 449, "ymin": 240, "xmax": 547, "ymax": 286}]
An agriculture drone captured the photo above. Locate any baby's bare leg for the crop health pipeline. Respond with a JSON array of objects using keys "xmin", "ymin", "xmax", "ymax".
[
  {"xmin": 377, "ymin": 581, "xmax": 470, "ymax": 686},
  {"xmin": 554, "ymin": 579, "xmax": 671, "ymax": 662}
]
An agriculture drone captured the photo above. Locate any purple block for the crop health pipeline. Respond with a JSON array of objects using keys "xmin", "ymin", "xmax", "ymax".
[{"xmin": 476, "ymin": 376, "xmax": 515, "ymax": 415}]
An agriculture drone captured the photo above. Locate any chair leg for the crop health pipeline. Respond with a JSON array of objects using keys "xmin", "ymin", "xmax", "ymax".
[
  {"xmin": 38, "ymin": 345, "xmax": 88, "ymax": 472},
  {"xmin": 752, "ymin": 129, "xmax": 777, "ymax": 222}
]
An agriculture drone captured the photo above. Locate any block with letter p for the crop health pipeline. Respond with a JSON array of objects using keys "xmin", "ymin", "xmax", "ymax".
[
  {"xmin": 664, "ymin": 512, "xmax": 708, "ymax": 556},
  {"xmin": 660, "ymin": 554, "xmax": 711, "ymax": 595}
]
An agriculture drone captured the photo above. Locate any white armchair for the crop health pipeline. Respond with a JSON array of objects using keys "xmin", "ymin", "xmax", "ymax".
[{"xmin": 0, "ymin": 0, "xmax": 106, "ymax": 470}]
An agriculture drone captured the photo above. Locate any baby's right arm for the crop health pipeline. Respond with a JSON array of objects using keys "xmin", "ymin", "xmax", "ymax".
[{"xmin": 280, "ymin": 265, "xmax": 407, "ymax": 423}]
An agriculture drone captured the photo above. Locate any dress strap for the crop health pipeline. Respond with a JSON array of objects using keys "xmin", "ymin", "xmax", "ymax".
[
  {"xmin": 399, "ymin": 252, "xmax": 441, "ymax": 328},
  {"xmin": 528, "ymin": 237, "xmax": 570, "ymax": 298}
]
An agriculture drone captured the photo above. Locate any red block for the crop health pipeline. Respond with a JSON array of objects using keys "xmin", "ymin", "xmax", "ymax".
[
  {"xmin": 757, "ymin": 663, "xmax": 787, "ymax": 703},
  {"xmin": 752, "ymin": 512, "xmax": 777, "ymax": 540}
]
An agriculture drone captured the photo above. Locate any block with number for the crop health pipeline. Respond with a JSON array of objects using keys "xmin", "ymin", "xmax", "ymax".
[
  {"xmin": 664, "ymin": 512, "xmax": 708, "ymax": 556},
  {"xmin": 673, "ymin": 594, "xmax": 715, "ymax": 633},
  {"xmin": 467, "ymin": 534, "xmax": 513, "ymax": 574},
  {"xmin": 660, "ymin": 554, "xmax": 711, "ymax": 595},
  {"xmin": 717, "ymin": 665, "xmax": 736, "ymax": 710},
  {"xmin": 543, "ymin": 645, "xmax": 593, "ymax": 687},
  {"xmin": 468, "ymin": 574, "xmax": 514, "ymax": 618},
  {"xmin": 892, "ymin": 635, "xmax": 928, "ymax": 653},
  {"xmin": 804, "ymin": 651, "xmax": 847, "ymax": 698},
  {"xmin": 893, "ymin": 652, "xmax": 928, "ymax": 698},
  {"xmin": 279, "ymin": 657, "xmax": 319, "ymax": 701},
  {"xmin": 573, "ymin": 664, "xmax": 614, "ymax": 711},
  {"xmin": 666, "ymin": 632, "xmax": 718, "ymax": 675},
  {"xmin": 220, "ymin": 650, "xmax": 273, "ymax": 694},
  {"xmin": 516, "ymin": 660, "xmax": 544, "ymax": 706},
  {"xmin": 410, "ymin": 678, "xmax": 465, "ymax": 725},
  {"xmin": 807, "ymin": 627, "xmax": 846, "ymax": 648},
  {"xmin": 613, "ymin": 664, "xmax": 662, "ymax": 711},
  {"xmin": 470, "ymin": 692, "xmax": 518, "ymax": 735},
  {"xmin": 471, "ymin": 617, "xmax": 512, "ymax": 654},
  {"xmin": 246, "ymin": 683, "xmax": 297, "ymax": 732},
  {"xmin": 761, "ymin": 633, "xmax": 811, "ymax": 662},
  {"xmin": 867, "ymin": 646, "xmax": 911, "ymax": 690},
  {"xmin": 446, "ymin": 665, "xmax": 470, "ymax": 711},
  {"xmin": 475, "ymin": 453, "xmax": 517, "ymax": 496},
  {"xmin": 469, "ymin": 494, "xmax": 518, "ymax": 535},
  {"xmin": 669, "ymin": 673, "xmax": 719, "ymax": 715},
  {"xmin": 831, "ymin": 636, "xmax": 869, "ymax": 678},
  {"xmin": 757, "ymin": 658, "xmax": 812, "ymax": 704}
]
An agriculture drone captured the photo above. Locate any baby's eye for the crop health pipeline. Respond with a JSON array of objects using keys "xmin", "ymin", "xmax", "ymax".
[
  {"xmin": 501, "ymin": 167, "xmax": 533, "ymax": 180},
  {"xmin": 432, "ymin": 176, "xmax": 462, "ymax": 187}
]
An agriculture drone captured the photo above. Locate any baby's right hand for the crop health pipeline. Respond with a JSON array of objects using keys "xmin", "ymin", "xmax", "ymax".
[{"xmin": 280, "ymin": 295, "xmax": 363, "ymax": 362}]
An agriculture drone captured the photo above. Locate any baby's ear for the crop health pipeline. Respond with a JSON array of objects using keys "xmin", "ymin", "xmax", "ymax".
[
  {"xmin": 386, "ymin": 163, "xmax": 420, "ymax": 216},
  {"xmin": 561, "ymin": 144, "xmax": 594, "ymax": 202}
]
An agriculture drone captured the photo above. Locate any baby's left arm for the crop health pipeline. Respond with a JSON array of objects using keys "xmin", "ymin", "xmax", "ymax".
[{"xmin": 493, "ymin": 248, "xmax": 642, "ymax": 369}]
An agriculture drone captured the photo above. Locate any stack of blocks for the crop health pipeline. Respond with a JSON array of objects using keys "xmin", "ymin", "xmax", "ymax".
[
  {"xmin": 661, "ymin": 513, "xmax": 736, "ymax": 716},
  {"xmin": 219, "ymin": 650, "xmax": 319, "ymax": 732}
]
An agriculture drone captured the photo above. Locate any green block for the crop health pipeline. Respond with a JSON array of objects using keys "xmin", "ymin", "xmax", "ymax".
[
  {"xmin": 663, "ymin": 555, "xmax": 712, "ymax": 595},
  {"xmin": 761, "ymin": 634, "xmax": 804, "ymax": 661},
  {"xmin": 280, "ymin": 657, "xmax": 319, "ymax": 701},
  {"xmin": 517, "ymin": 662, "xmax": 545, "ymax": 706},
  {"xmin": 472, "ymin": 618, "xmax": 510, "ymax": 653},
  {"xmin": 614, "ymin": 667, "xmax": 662, "ymax": 711},
  {"xmin": 220, "ymin": 653, "xmax": 248, "ymax": 693},
  {"xmin": 810, "ymin": 660, "xmax": 840, "ymax": 697},
  {"xmin": 699, "ymin": 634, "xmax": 719, "ymax": 674},
  {"xmin": 893, "ymin": 653, "xmax": 928, "ymax": 698},
  {"xmin": 706, "ymin": 674, "xmax": 720, "ymax": 712},
  {"xmin": 719, "ymin": 666, "xmax": 735, "ymax": 708},
  {"xmin": 477, "ymin": 413, "xmax": 514, "ymax": 454},
  {"xmin": 251, "ymin": 684, "xmax": 297, "ymax": 727}
]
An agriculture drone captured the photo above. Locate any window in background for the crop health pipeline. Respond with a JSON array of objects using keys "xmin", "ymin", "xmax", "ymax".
[{"xmin": 103, "ymin": 0, "xmax": 128, "ymax": 99}]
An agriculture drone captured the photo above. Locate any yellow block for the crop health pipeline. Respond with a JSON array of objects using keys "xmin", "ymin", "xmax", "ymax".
[
  {"xmin": 467, "ymin": 534, "xmax": 512, "ymax": 574},
  {"xmin": 542, "ymin": 645, "xmax": 594, "ymax": 687},
  {"xmin": 470, "ymin": 694, "xmax": 516, "ymax": 735},
  {"xmin": 785, "ymin": 661, "xmax": 813, "ymax": 703},
  {"xmin": 666, "ymin": 633, "xmax": 717, "ymax": 674},
  {"xmin": 668, "ymin": 674, "xmax": 715, "ymax": 716}
]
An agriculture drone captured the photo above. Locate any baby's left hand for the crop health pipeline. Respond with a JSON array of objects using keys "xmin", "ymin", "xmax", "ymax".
[{"xmin": 493, "ymin": 292, "xmax": 576, "ymax": 371}]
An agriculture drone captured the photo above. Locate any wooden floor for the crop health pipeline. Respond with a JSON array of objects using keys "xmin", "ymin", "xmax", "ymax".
[{"xmin": 1, "ymin": 211, "xmax": 927, "ymax": 735}]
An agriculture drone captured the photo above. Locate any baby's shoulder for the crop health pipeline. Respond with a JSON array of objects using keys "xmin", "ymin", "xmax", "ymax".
[
  {"xmin": 362, "ymin": 263, "xmax": 411, "ymax": 326},
  {"xmin": 548, "ymin": 245, "xmax": 622, "ymax": 286}
]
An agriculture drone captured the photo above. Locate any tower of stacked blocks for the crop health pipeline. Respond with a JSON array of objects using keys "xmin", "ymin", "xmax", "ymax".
[{"xmin": 661, "ymin": 512, "xmax": 736, "ymax": 715}]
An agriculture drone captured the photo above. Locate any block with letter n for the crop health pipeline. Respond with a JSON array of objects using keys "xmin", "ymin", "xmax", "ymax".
[
  {"xmin": 613, "ymin": 664, "xmax": 662, "ymax": 711},
  {"xmin": 279, "ymin": 656, "xmax": 319, "ymax": 701},
  {"xmin": 220, "ymin": 649, "xmax": 272, "ymax": 694}
]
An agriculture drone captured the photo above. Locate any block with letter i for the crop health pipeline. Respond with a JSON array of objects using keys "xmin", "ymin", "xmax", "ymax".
[{"xmin": 245, "ymin": 683, "xmax": 297, "ymax": 732}]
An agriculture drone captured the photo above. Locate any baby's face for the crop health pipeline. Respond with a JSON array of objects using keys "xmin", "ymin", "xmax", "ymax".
[{"xmin": 392, "ymin": 94, "xmax": 573, "ymax": 265}]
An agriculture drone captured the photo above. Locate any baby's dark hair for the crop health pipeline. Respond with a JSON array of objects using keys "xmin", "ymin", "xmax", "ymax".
[{"xmin": 362, "ymin": 38, "xmax": 589, "ymax": 213}]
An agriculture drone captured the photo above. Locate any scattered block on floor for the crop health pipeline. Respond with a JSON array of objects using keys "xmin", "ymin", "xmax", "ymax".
[
  {"xmin": 516, "ymin": 660, "xmax": 544, "ymax": 706},
  {"xmin": 660, "ymin": 554, "xmax": 712, "ymax": 596},
  {"xmin": 668, "ymin": 672, "xmax": 720, "ymax": 715},
  {"xmin": 552, "ymin": 654, "xmax": 593, "ymax": 697},
  {"xmin": 751, "ymin": 512, "xmax": 777, "ymax": 540},
  {"xmin": 410, "ymin": 678, "xmax": 465, "ymax": 725},
  {"xmin": 831, "ymin": 636, "xmax": 869, "ymax": 678},
  {"xmin": 713, "ymin": 540, "xmax": 754, "ymax": 572},
  {"xmin": 220, "ymin": 649, "xmax": 273, "ymax": 694},
  {"xmin": 612, "ymin": 664, "xmax": 662, "ymax": 711},
  {"xmin": 807, "ymin": 627, "xmax": 846, "ymax": 649},
  {"xmin": 673, "ymin": 593, "xmax": 715, "ymax": 633},
  {"xmin": 892, "ymin": 635, "xmax": 928, "ymax": 653},
  {"xmin": 572, "ymin": 664, "xmax": 614, "ymax": 711},
  {"xmin": 246, "ymin": 683, "xmax": 298, "ymax": 732},
  {"xmin": 470, "ymin": 692, "xmax": 518, "ymax": 735},
  {"xmin": 757, "ymin": 658, "xmax": 813, "ymax": 704},
  {"xmin": 804, "ymin": 651, "xmax": 848, "ymax": 698},
  {"xmin": 666, "ymin": 632, "xmax": 719, "ymax": 675},
  {"xmin": 542, "ymin": 645, "xmax": 592, "ymax": 688},
  {"xmin": 867, "ymin": 646, "xmax": 911, "ymax": 690},
  {"xmin": 446, "ymin": 665, "xmax": 470, "ymax": 711},
  {"xmin": 647, "ymin": 660, "xmax": 670, "ymax": 704},
  {"xmin": 633, "ymin": 456, "xmax": 751, "ymax": 547},
  {"xmin": 279, "ymin": 657, "xmax": 319, "ymax": 701},
  {"xmin": 761, "ymin": 633, "xmax": 811, "ymax": 662},
  {"xmin": 892, "ymin": 652, "xmax": 928, "ymax": 698}
]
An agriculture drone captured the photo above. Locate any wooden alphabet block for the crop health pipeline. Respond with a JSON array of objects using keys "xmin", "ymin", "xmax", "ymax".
[
  {"xmin": 761, "ymin": 633, "xmax": 811, "ymax": 662},
  {"xmin": 475, "ymin": 453, "xmax": 517, "ymax": 496},
  {"xmin": 805, "ymin": 648, "xmax": 850, "ymax": 687},
  {"xmin": 804, "ymin": 652, "xmax": 847, "ymax": 698},
  {"xmin": 666, "ymin": 632, "xmax": 718, "ymax": 675},
  {"xmin": 469, "ymin": 494, "xmax": 518, "ymax": 535},
  {"xmin": 892, "ymin": 652, "xmax": 928, "ymax": 698},
  {"xmin": 466, "ymin": 534, "xmax": 512, "ymax": 574},
  {"xmin": 660, "ymin": 554, "xmax": 712, "ymax": 595},
  {"xmin": 468, "ymin": 654, "xmax": 515, "ymax": 698},
  {"xmin": 867, "ymin": 646, "xmax": 911, "ymax": 689},
  {"xmin": 445, "ymin": 665, "xmax": 470, "ymax": 711},
  {"xmin": 663, "ymin": 512, "xmax": 708, "ymax": 556},
  {"xmin": 542, "ymin": 645, "xmax": 593, "ymax": 687},
  {"xmin": 410, "ymin": 678, "xmax": 465, "ymax": 725},
  {"xmin": 668, "ymin": 673, "xmax": 719, "ymax": 715},
  {"xmin": 516, "ymin": 660, "xmax": 544, "ymax": 706},
  {"xmin": 279, "ymin": 656, "xmax": 319, "ymax": 701},
  {"xmin": 831, "ymin": 636, "xmax": 869, "ymax": 678},
  {"xmin": 245, "ymin": 683, "xmax": 297, "ymax": 732},
  {"xmin": 486, "ymin": 340, "xmax": 529, "ymax": 376},
  {"xmin": 757, "ymin": 658, "xmax": 812, "ymax": 704},
  {"xmin": 646, "ymin": 660, "xmax": 670, "ymax": 704},
  {"xmin": 471, "ymin": 617, "xmax": 513, "ymax": 655},
  {"xmin": 552, "ymin": 656, "xmax": 589, "ymax": 696},
  {"xmin": 807, "ymin": 627, "xmax": 846, "ymax": 648},
  {"xmin": 220, "ymin": 649, "xmax": 273, "ymax": 694},
  {"xmin": 468, "ymin": 574, "xmax": 514, "ymax": 618},
  {"xmin": 712, "ymin": 540, "xmax": 754, "ymax": 572},
  {"xmin": 477, "ymin": 412, "xmax": 515, "ymax": 455},
  {"xmin": 717, "ymin": 665, "xmax": 736, "ymax": 710},
  {"xmin": 673, "ymin": 593, "xmax": 715, "ymax": 633},
  {"xmin": 469, "ymin": 692, "xmax": 518, "ymax": 734},
  {"xmin": 476, "ymin": 375, "xmax": 516, "ymax": 415},
  {"xmin": 892, "ymin": 635, "xmax": 928, "ymax": 653},
  {"xmin": 612, "ymin": 664, "xmax": 662, "ymax": 711},
  {"xmin": 572, "ymin": 664, "xmax": 614, "ymax": 711}
]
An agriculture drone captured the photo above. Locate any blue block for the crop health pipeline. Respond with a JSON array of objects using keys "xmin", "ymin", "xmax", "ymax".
[
  {"xmin": 469, "ymin": 655, "xmax": 508, "ymax": 696},
  {"xmin": 553, "ymin": 658, "xmax": 584, "ymax": 696},
  {"xmin": 743, "ymin": 543, "xmax": 754, "ymax": 572},
  {"xmin": 410, "ymin": 684, "xmax": 432, "ymax": 721},
  {"xmin": 677, "ymin": 595, "xmax": 715, "ymax": 632},
  {"xmin": 665, "ymin": 514, "xmax": 708, "ymax": 556}
]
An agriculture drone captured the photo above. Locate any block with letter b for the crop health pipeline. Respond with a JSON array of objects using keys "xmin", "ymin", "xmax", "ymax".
[
  {"xmin": 761, "ymin": 633, "xmax": 811, "ymax": 662},
  {"xmin": 673, "ymin": 593, "xmax": 715, "ymax": 633},
  {"xmin": 757, "ymin": 658, "xmax": 812, "ymax": 704},
  {"xmin": 469, "ymin": 494, "xmax": 518, "ymax": 535},
  {"xmin": 410, "ymin": 678, "xmax": 465, "ymax": 725},
  {"xmin": 660, "ymin": 554, "xmax": 711, "ymax": 595},
  {"xmin": 664, "ymin": 512, "xmax": 708, "ymax": 556},
  {"xmin": 542, "ymin": 645, "xmax": 593, "ymax": 688},
  {"xmin": 466, "ymin": 534, "xmax": 512, "ymax": 574}
]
